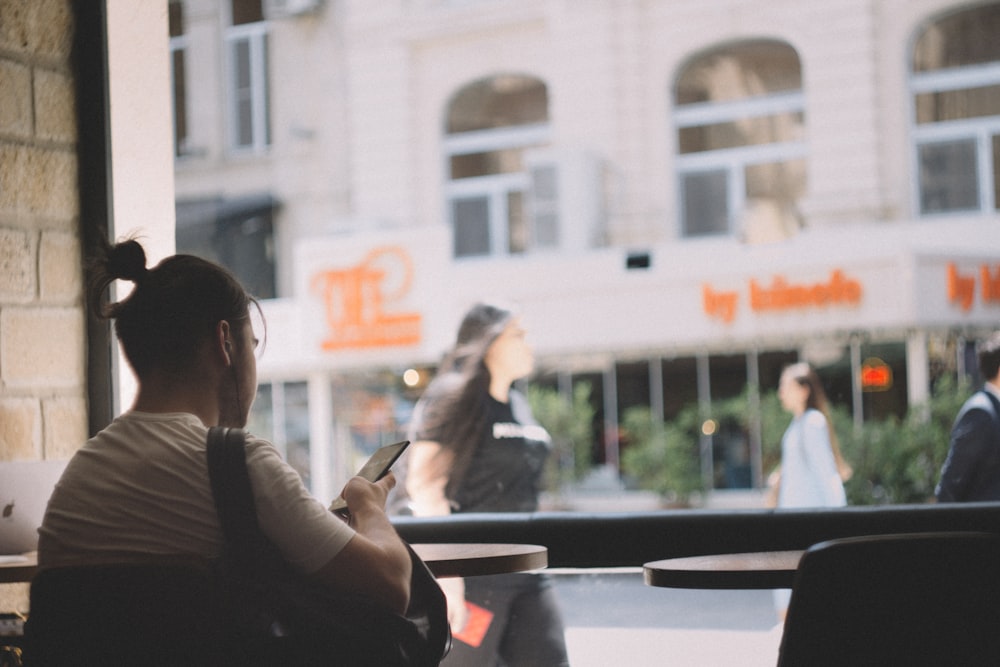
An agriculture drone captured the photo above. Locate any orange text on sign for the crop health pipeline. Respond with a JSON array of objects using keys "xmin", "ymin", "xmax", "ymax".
[
  {"xmin": 311, "ymin": 246, "xmax": 422, "ymax": 351},
  {"xmin": 947, "ymin": 262, "xmax": 1000, "ymax": 312},
  {"xmin": 703, "ymin": 269, "xmax": 863, "ymax": 323}
]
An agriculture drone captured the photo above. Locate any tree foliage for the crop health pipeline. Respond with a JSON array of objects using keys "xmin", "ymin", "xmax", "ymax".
[{"xmin": 527, "ymin": 382, "xmax": 596, "ymax": 494}]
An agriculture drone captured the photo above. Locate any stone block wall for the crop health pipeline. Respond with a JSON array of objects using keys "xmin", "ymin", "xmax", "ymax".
[
  {"xmin": 1, "ymin": 0, "xmax": 85, "ymax": 616},
  {"xmin": 0, "ymin": 0, "xmax": 87, "ymax": 465}
]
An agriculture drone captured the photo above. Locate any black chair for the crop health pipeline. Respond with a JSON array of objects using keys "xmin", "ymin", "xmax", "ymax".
[
  {"xmin": 777, "ymin": 531, "xmax": 1000, "ymax": 666},
  {"xmin": 22, "ymin": 560, "xmax": 252, "ymax": 667}
]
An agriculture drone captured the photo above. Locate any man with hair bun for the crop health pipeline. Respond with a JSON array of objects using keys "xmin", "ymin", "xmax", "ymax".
[{"xmin": 39, "ymin": 239, "xmax": 413, "ymax": 617}]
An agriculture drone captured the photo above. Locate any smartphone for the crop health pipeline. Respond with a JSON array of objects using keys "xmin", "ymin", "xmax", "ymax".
[{"xmin": 329, "ymin": 440, "xmax": 410, "ymax": 514}]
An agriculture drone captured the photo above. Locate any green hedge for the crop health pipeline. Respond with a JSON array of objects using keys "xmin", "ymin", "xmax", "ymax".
[{"xmin": 620, "ymin": 376, "xmax": 972, "ymax": 506}]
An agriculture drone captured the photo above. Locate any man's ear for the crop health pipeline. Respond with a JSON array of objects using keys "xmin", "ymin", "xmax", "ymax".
[{"xmin": 216, "ymin": 320, "xmax": 232, "ymax": 366}]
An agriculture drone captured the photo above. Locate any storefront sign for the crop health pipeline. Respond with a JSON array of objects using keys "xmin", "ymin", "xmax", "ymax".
[
  {"xmin": 311, "ymin": 246, "xmax": 422, "ymax": 350},
  {"xmin": 861, "ymin": 357, "xmax": 892, "ymax": 392},
  {"xmin": 703, "ymin": 269, "xmax": 863, "ymax": 323},
  {"xmin": 948, "ymin": 262, "xmax": 1000, "ymax": 312}
]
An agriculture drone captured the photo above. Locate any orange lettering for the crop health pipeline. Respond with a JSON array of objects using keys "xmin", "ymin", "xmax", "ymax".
[
  {"xmin": 702, "ymin": 284, "xmax": 739, "ymax": 323},
  {"xmin": 748, "ymin": 270, "xmax": 862, "ymax": 313},
  {"xmin": 311, "ymin": 246, "xmax": 422, "ymax": 351},
  {"xmin": 947, "ymin": 263, "xmax": 976, "ymax": 312},
  {"xmin": 981, "ymin": 264, "xmax": 1000, "ymax": 304}
]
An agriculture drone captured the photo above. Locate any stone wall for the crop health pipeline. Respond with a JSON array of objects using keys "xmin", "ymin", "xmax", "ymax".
[
  {"xmin": 0, "ymin": 0, "xmax": 84, "ymax": 615},
  {"xmin": 0, "ymin": 0, "xmax": 86, "ymax": 464}
]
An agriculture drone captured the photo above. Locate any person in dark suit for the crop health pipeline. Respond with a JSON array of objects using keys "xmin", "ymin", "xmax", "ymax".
[{"xmin": 936, "ymin": 331, "xmax": 1000, "ymax": 502}]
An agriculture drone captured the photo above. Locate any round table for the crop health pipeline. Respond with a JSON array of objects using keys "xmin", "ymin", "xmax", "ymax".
[
  {"xmin": 412, "ymin": 543, "xmax": 548, "ymax": 578},
  {"xmin": 1, "ymin": 544, "xmax": 550, "ymax": 584},
  {"xmin": 643, "ymin": 550, "xmax": 803, "ymax": 589}
]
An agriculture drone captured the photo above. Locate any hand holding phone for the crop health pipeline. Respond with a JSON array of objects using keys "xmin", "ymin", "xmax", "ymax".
[{"xmin": 329, "ymin": 440, "xmax": 410, "ymax": 515}]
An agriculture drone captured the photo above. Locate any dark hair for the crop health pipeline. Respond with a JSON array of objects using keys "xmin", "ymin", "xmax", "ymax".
[
  {"xmin": 89, "ymin": 237, "xmax": 261, "ymax": 378},
  {"xmin": 977, "ymin": 332, "xmax": 1000, "ymax": 381},
  {"xmin": 410, "ymin": 303, "xmax": 514, "ymax": 499}
]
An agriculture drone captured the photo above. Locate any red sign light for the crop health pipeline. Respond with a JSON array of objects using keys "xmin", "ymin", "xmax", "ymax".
[{"xmin": 861, "ymin": 358, "xmax": 892, "ymax": 392}]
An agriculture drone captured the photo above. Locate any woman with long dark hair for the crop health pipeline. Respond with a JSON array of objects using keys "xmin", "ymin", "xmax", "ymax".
[{"xmin": 401, "ymin": 302, "xmax": 570, "ymax": 666}]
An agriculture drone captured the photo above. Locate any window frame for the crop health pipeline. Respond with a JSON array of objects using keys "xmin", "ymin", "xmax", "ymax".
[
  {"xmin": 443, "ymin": 109, "xmax": 550, "ymax": 259},
  {"xmin": 224, "ymin": 19, "xmax": 271, "ymax": 154},
  {"xmin": 910, "ymin": 60, "xmax": 1000, "ymax": 215},
  {"xmin": 168, "ymin": 3, "xmax": 189, "ymax": 158},
  {"xmin": 673, "ymin": 52, "xmax": 807, "ymax": 239}
]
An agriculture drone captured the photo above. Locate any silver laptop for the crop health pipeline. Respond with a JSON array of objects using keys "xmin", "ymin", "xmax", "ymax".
[{"xmin": 0, "ymin": 460, "xmax": 68, "ymax": 555}]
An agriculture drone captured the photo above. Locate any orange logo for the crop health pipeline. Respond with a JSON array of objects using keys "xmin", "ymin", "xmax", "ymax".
[{"xmin": 311, "ymin": 246, "xmax": 422, "ymax": 351}]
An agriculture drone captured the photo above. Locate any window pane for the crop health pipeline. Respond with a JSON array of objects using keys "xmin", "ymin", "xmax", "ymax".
[
  {"xmin": 914, "ymin": 85, "xmax": 1000, "ymax": 124},
  {"xmin": 676, "ymin": 40, "xmax": 802, "ymax": 106},
  {"xmin": 679, "ymin": 112, "xmax": 804, "ymax": 154},
  {"xmin": 994, "ymin": 135, "xmax": 1000, "ymax": 211},
  {"xmin": 168, "ymin": 1, "xmax": 183, "ymax": 37},
  {"xmin": 530, "ymin": 164, "xmax": 560, "ymax": 248},
  {"xmin": 447, "ymin": 75, "xmax": 548, "ymax": 133},
  {"xmin": 912, "ymin": 4, "xmax": 1000, "ymax": 72},
  {"xmin": 661, "ymin": 358, "xmax": 699, "ymax": 421},
  {"xmin": 262, "ymin": 34, "xmax": 271, "ymax": 145},
  {"xmin": 171, "ymin": 49, "xmax": 187, "ymax": 155},
  {"xmin": 231, "ymin": 0, "xmax": 264, "ymax": 25},
  {"xmin": 534, "ymin": 212, "xmax": 559, "ymax": 248},
  {"xmin": 452, "ymin": 197, "xmax": 491, "ymax": 257},
  {"xmin": 233, "ymin": 40, "xmax": 252, "ymax": 146},
  {"xmin": 507, "ymin": 191, "xmax": 527, "ymax": 254},
  {"xmin": 682, "ymin": 170, "xmax": 729, "ymax": 236},
  {"xmin": 283, "ymin": 382, "xmax": 311, "ymax": 488},
  {"xmin": 247, "ymin": 383, "xmax": 274, "ymax": 442},
  {"xmin": 918, "ymin": 140, "xmax": 979, "ymax": 213},
  {"xmin": 450, "ymin": 148, "xmax": 527, "ymax": 179}
]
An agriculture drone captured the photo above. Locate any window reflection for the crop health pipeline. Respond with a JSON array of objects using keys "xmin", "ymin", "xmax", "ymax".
[
  {"xmin": 445, "ymin": 74, "xmax": 550, "ymax": 257},
  {"xmin": 911, "ymin": 3, "xmax": 1000, "ymax": 214},
  {"xmin": 674, "ymin": 40, "xmax": 806, "ymax": 241}
]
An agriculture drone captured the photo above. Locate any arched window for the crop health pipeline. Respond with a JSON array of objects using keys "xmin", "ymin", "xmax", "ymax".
[
  {"xmin": 443, "ymin": 75, "xmax": 550, "ymax": 258},
  {"xmin": 911, "ymin": 3, "xmax": 1000, "ymax": 214},
  {"xmin": 674, "ymin": 40, "xmax": 806, "ymax": 241}
]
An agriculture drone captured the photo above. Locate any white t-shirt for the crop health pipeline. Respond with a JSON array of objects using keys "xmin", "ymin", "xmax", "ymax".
[
  {"xmin": 777, "ymin": 408, "xmax": 847, "ymax": 508},
  {"xmin": 38, "ymin": 411, "xmax": 354, "ymax": 573}
]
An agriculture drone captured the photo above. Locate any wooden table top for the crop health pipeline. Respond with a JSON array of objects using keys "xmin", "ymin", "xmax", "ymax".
[
  {"xmin": 0, "ymin": 552, "xmax": 37, "ymax": 584},
  {"xmin": 0, "ymin": 543, "xmax": 549, "ymax": 584},
  {"xmin": 643, "ymin": 550, "xmax": 804, "ymax": 590},
  {"xmin": 412, "ymin": 543, "xmax": 548, "ymax": 578}
]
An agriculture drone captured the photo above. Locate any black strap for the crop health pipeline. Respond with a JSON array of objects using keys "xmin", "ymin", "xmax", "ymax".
[
  {"xmin": 206, "ymin": 426, "xmax": 268, "ymax": 568},
  {"xmin": 981, "ymin": 390, "xmax": 1000, "ymax": 432}
]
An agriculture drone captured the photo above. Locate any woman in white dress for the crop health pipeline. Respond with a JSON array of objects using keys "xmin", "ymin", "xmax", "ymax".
[{"xmin": 771, "ymin": 361, "xmax": 851, "ymax": 619}]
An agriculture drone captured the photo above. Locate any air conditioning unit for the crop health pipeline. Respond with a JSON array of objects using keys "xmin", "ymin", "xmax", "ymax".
[
  {"xmin": 525, "ymin": 148, "xmax": 609, "ymax": 253},
  {"xmin": 263, "ymin": 0, "xmax": 322, "ymax": 19}
]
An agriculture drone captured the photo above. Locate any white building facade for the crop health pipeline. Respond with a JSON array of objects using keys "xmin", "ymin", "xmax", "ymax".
[{"xmin": 171, "ymin": 0, "xmax": 1000, "ymax": 503}]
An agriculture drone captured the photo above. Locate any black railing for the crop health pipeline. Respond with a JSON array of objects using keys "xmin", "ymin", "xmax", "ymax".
[{"xmin": 393, "ymin": 503, "xmax": 1000, "ymax": 568}]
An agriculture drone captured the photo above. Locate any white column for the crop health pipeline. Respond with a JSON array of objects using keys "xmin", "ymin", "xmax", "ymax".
[
  {"xmin": 906, "ymin": 330, "xmax": 930, "ymax": 416},
  {"xmin": 308, "ymin": 374, "xmax": 334, "ymax": 503},
  {"xmin": 105, "ymin": 0, "xmax": 176, "ymax": 415}
]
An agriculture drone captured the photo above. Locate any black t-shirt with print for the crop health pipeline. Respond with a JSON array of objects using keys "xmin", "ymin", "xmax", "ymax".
[{"xmin": 449, "ymin": 393, "xmax": 551, "ymax": 513}]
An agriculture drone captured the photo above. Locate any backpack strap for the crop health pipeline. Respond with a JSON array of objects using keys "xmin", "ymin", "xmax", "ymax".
[
  {"xmin": 206, "ymin": 426, "xmax": 268, "ymax": 568},
  {"xmin": 980, "ymin": 389, "xmax": 1000, "ymax": 432}
]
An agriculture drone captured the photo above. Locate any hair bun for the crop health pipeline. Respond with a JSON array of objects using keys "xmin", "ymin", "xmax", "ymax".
[{"xmin": 107, "ymin": 239, "xmax": 148, "ymax": 282}]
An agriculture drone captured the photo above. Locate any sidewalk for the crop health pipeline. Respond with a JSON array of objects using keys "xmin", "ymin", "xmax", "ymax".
[
  {"xmin": 544, "ymin": 465, "xmax": 769, "ymax": 513},
  {"xmin": 565, "ymin": 626, "xmax": 782, "ymax": 667}
]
